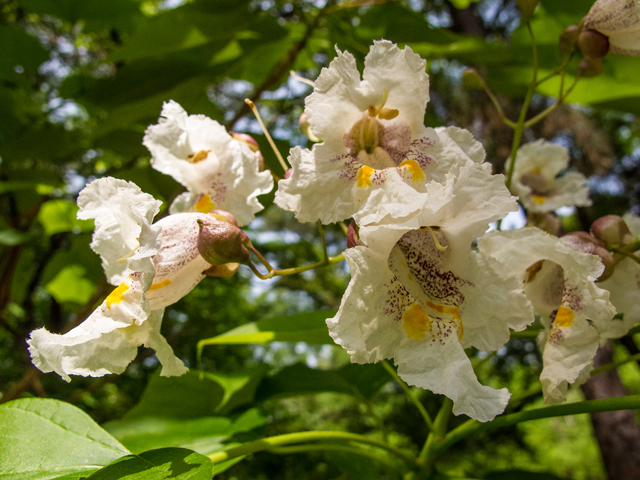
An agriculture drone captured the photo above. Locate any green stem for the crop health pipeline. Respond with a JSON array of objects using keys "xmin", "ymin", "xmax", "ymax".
[
  {"xmin": 592, "ymin": 352, "xmax": 640, "ymax": 375},
  {"xmin": 268, "ymin": 443, "xmax": 398, "ymax": 469},
  {"xmin": 248, "ymin": 253, "xmax": 344, "ymax": 279},
  {"xmin": 610, "ymin": 247, "xmax": 640, "ymax": 265},
  {"xmin": 208, "ymin": 431, "xmax": 420, "ymax": 469},
  {"xmin": 419, "ymin": 397, "xmax": 453, "ymax": 472},
  {"xmin": 522, "ymin": 73, "xmax": 580, "ymax": 129},
  {"xmin": 437, "ymin": 395, "xmax": 640, "ymax": 454},
  {"xmin": 317, "ymin": 221, "xmax": 329, "ymax": 264},
  {"xmin": 474, "ymin": 72, "xmax": 516, "ymax": 129},
  {"xmin": 382, "ymin": 360, "xmax": 434, "ymax": 431}
]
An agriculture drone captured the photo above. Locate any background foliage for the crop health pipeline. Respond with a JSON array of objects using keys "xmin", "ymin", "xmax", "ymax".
[{"xmin": 1, "ymin": 0, "xmax": 640, "ymax": 479}]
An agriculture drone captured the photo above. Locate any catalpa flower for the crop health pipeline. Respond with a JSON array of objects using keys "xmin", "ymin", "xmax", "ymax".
[
  {"xmin": 582, "ymin": 0, "xmax": 640, "ymax": 56},
  {"xmin": 327, "ymin": 165, "xmax": 530, "ymax": 422},
  {"xmin": 143, "ymin": 100, "xmax": 273, "ymax": 226},
  {"xmin": 511, "ymin": 140, "xmax": 591, "ymax": 213},
  {"xmin": 276, "ymin": 41, "xmax": 492, "ymax": 226},
  {"xmin": 28, "ymin": 178, "xmax": 238, "ymax": 381},
  {"xmin": 479, "ymin": 228, "xmax": 616, "ymax": 404}
]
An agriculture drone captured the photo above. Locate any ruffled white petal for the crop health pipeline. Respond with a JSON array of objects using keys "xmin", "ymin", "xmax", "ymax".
[
  {"xmin": 27, "ymin": 272, "xmax": 187, "ymax": 382},
  {"xmin": 77, "ymin": 177, "xmax": 162, "ymax": 285},
  {"xmin": 143, "ymin": 100, "xmax": 272, "ymax": 226},
  {"xmin": 598, "ymin": 256, "xmax": 640, "ymax": 338},
  {"xmin": 395, "ymin": 337, "xmax": 510, "ymax": 422}
]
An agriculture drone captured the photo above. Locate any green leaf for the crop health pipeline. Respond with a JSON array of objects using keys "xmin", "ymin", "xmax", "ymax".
[
  {"xmin": 198, "ymin": 310, "xmax": 336, "ymax": 350},
  {"xmin": 0, "ymin": 228, "xmax": 30, "ymax": 246},
  {"xmin": 37, "ymin": 199, "xmax": 93, "ymax": 236},
  {"xmin": 44, "ymin": 264, "xmax": 96, "ymax": 304},
  {"xmin": 484, "ymin": 470, "xmax": 568, "ymax": 480},
  {"xmin": 87, "ymin": 447, "xmax": 212, "ymax": 480},
  {"xmin": 122, "ymin": 368, "xmax": 268, "ymax": 419},
  {"xmin": 0, "ymin": 398, "xmax": 129, "ymax": 480},
  {"xmin": 326, "ymin": 450, "xmax": 380, "ymax": 480},
  {"xmin": 255, "ymin": 363, "xmax": 388, "ymax": 402},
  {"xmin": 0, "ymin": 25, "xmax": 49, "ymax": 78},
  {"xmin": 104, "ymin": 409, "xmax": 267, "ymax": 456}
]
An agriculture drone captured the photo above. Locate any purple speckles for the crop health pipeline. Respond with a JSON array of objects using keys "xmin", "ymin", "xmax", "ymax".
[
  {"xmin": 406, "ymin": 137, "xmax": 436, "ymax": 169},
  {"xmin": 208, "ymin": 172, "xmax": 227, "ymax": 204},
  {"xmin": 562, "ymin": 283, "xmax": 583, "ymax": 312},
  {"xmin": 383, "ymin": 277, "xmax": 412, "ymax": 323}
]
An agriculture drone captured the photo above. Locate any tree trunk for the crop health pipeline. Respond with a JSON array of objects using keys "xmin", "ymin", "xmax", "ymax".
[{"xmin": 581, "ymin": 341, "xmax": 640, "ymax": 480}]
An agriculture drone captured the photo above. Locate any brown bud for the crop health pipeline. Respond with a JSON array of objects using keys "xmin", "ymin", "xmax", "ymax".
[
  {"xmin": 347, "ymin": 220, "xmax": 359, "ymax": 248},
  {"xmin": 590, "ymin": 215, "xmax": 634, "ymax": 248},
  {"xmin": 197, "ymin": 219, "xmax": 251, "ymax": 266},
  {"xmin": 578, "ymin": 56, "xmax": 603, "ymax": 77},
  {"xmin": 230, "ymin": 132, "xmax": 260, "ymax": 153},
  {"xmin": 299, "ymin": 112, "xmax": 319, "ymax": 142},
  {"xmin": 559, "ymin": 25, "xmax": 580, "ymax": 57},
  {"xmin": 516, "ymin": 0, "xmax": 539, "ymax": 20},
  {"xmin": 208, "ymin": 209, "xmax": 238, "ymax": 227},
  {"xmin": 462, "ymin": 68, "xmax": 484, "ymax": 90},
  {"xmin": 526, "ymin": 212, "xmax": 561, "ymax": 236},
  {"xmin": 561, "ymin": 231, "xmax": 616, "ymax": 281},
  {"xmin": 578, "ymin": 29, "xmax": 610, "ymax": 58}
]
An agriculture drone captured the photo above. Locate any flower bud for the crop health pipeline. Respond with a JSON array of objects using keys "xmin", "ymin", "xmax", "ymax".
[
  {"xmin": 578, "ymin": 29, "xmax": 610, "ymax": 58},
  {"xmin": 526, "ymin": 212, "xmax": 561, "ymax": 236},
  {"xmin": 299, "ymin": 112, "xmax": 320, "ymax": 142},
  {"xmin": 578, "ymin": 56, "xmax": 603, "ymax": 77},
  {"xmin": 347, "ymin": 220, "xmax": 359, "ymax": 248},
  {"xmin": 561, "ymin": 231, "xmax": 616, "ymax": 281},
  {"xmin": 230, "ymin": 132, "xmax": 260, "ymax": 152},
  {"xmin": 516, "ymin": 0, "xmax": 539, "ymax": 20},
  {"xmin": 208, "ymin": 209, "xmax": 238, "ymax": 227},
  {"xmin": 590, "ymin": 215, "xmax": 634, "ymax": 248},
  {"xmin": 559, "ymin": 25, "xmax": 580, "ymax": 56},
  {"xmin": 197, "ymin": 219, "xmax": 251, "ymax": 266},
  {"xmin": 462, "ymin": 68, "xmax": 484, "ymax": 90}
]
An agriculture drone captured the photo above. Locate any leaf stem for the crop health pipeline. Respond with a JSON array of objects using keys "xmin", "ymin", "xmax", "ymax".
[
  {"xmin": 208, "ymin": 431, "xmax": 421, "ymax": 469},
  {"xmin": 419, "ymin": 397, "xmax": 453, "ymax": 472},
  {"xmin": 268, "ymin": 443, "xmax": 398, "ymax": 469},
  {"xmin": 381, "ymin": 360, "xmax": 434, "ymax": 431},
  {"xmin": 436, "ymin": 395, "xmax": 640, "ymax": 454}
]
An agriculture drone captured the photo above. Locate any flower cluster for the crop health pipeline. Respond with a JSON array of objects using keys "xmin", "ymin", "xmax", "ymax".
[{"xmin": 28, "ymin": 106, "xmax": 271, "ymax": 381}]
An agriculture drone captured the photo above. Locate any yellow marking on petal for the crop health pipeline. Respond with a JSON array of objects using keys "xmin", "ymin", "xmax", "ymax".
[
  {"xmin": 555, "ymin": 306, "xmax": 574, "ymax": 328},
  {"xmin": 356, "ymin": 165, "xmax": 374, "ymax": 188},
  {"xmin": 532, "ymin": 195, "xmax": 546, "ymax": 204},
  {"xmin": 186, "ymin": 150, "xmax": 211, "ymax": 163},
  {"xmin": 106, "ymin": 282, "xmax": 129, "ymax": 310},
  {"xmin": 399, "ymin": 159, "xmax": 425, "ymax": 183},
  {"xmin": 402, "ymin": 304, "xmax": 432, "ymax": 341},
  {"xmin": 195, "ymin": 194, "xmax": 215, "ymax": 213},
  {"xmin": 426, "ymin": 301, "xmax": 464, "ymax": 339},
  {"xmin": 149, "ymin": 278, "xmax": 171, "ymax": 291}
]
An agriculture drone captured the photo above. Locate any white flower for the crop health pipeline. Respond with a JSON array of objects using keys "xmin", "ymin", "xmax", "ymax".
[
  {"xmin": 327, "ymin": 166, "xmax": 529, "ymax": 422},
  {"xmin": 582, "ymin": 0, "xmax": 640, "ymax": 56},
  {"xmin": 511, "ymin": 140, "xmax": 591, "ymax": 213},
  {"xmin": 479, "ymin": 228, "xmax": 616, "ymax": 404},
  {"xmin": 276, "ymin": 41, "xmax": 495, "ymax": 226},
  {"xmin": 597, "ymin": 213, "xmax": 640, "ymax": 338},
  {"xmin": 143, "ymin": 100, "xmax": 273, "ymax": 226},
  {"xmin": 27, "ymin": 177, "xmax": 230, "ymax": 381}
]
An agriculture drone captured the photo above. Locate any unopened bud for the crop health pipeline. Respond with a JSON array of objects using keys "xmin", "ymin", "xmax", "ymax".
[
  {"xmin": 561, "ymin": 231, "xmax": 616, "ymax": 281},
  {"xmin": 203, "ymin": 263, "xmax": 240, "ymax": 277},
  {"xmin": 559, "ymin": 25, "xmax": 580, "ymax": 57},
  {"xmin": 526, "ymin": 212, "xmax": 561, "ymax": 236},
  {"xmin": 284, "ymin": 168, "xmax": 293, "ymax": 180},
  {"xmin": 299, "ymin": 112, "xmax": 320, "ymax": 142},
  {"xmin": 208, "ymin": 209, "xmax": 238, "ymax": 227},
  {"xmin": 347, "ymin": 220, "xmax": 359, "ymax": 248},
  {"xmin": 462, "ymin": 68, "xmax": 484, "ymax": 90},
  {"xmin": 578, "ymin": 29, "xmax": 609, "ymax": 59},
  {"xmin": 231, "ymin": 132, "xmax": 260, "ymax": 153},
  {"xmin": 516, "ymin": 0, "xmax": 539, "ymax": 20},
  {"xmin": 197, "ymin": 219, "xmax": 251, "ymax": 266},
  {"xmin": 578, "ymin": 56, "xmax": 603, "ymax": 77},
  {"xmin": 590, "ymin": 215, "xmax": 634, "ymax": 248}
]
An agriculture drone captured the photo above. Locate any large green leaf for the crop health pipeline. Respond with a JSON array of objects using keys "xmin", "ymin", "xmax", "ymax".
[
  {"xmin": 484, "ymin": 470, "xmax": 567, "ymax": 480},
  {"xmin": 37, "ymin": 199, "xmax": 93, "ymax": 236},
  {"xmin": 122, "ymin": 368, "xmax": 268, "ymax": 419},
  {"xmin": 255, "ymin": 363, "xmax": 389, "ymax": 402},
  {"xmin": 44, "ymin": 264, "xmax": 96, "ymax": 304},
  {"xmin": 104, "ymin": 409, "xmax": 266, "ymax": 456},
  {"xmin": 87, "ymin": 447, "xmax": 212, "ymax": 480},
  {"xmin": 198, "ymin": 310, "xmax": 336, "ymax": 350},
  {"xmin": 0, "ymin": 398, "xmax": 129, "ymax": 480}
]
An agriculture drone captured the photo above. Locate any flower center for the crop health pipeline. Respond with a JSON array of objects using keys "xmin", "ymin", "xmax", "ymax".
[{"xmin": 185, "ymin": 150, "xmax": 210, "ymax": 163}]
